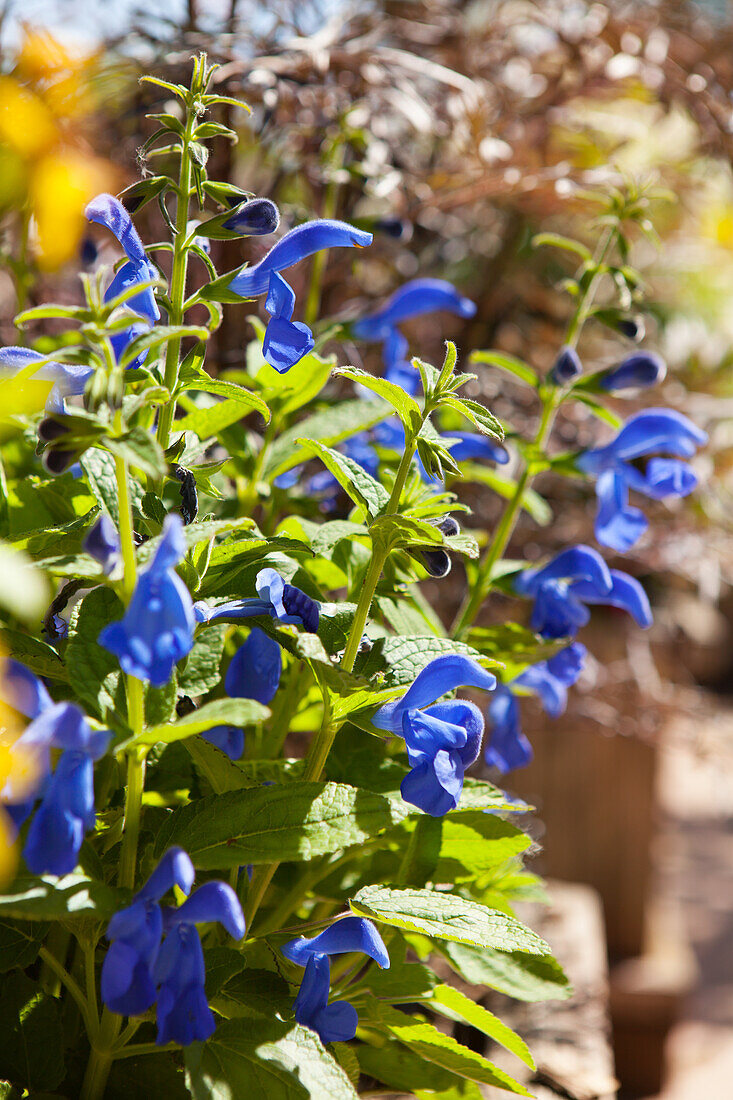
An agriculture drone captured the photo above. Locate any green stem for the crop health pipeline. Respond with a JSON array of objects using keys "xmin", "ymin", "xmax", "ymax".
[
  {"xmin": 341, "ymin": 440, "xmax": 416, "ymax": 673},
  {"xmin": 452, "ymin": 225, "xmax": 618, "ymax": 638},
  {"xmin": 38, "ymin": 946, "xmax": 95, "ymax": 1035},
  {"xmin": 155, "ymin": 109, "xmax": 196, "ymax": 463},
  {"xmin": 118, "ymin": 751, "xmax": 145, "ymax": 892},
  {"xmin": 114, "ymin": 452, "xmax": 137, "ymax": 604},
  {"xmin": 80, "ymin": 1010, "xmax": 121, "ymax": 1100}
]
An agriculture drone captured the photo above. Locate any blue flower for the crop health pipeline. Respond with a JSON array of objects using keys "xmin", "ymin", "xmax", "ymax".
[
  {"xmin": 352, "ymin": 278, "xmax": 476, "ymax": 341},
  {"xmin": 194, "ymin": 568, "xmax": 319, "ymax": 633},
  {"xmin": 598, "ymin": 352, "xmax": 666, "ymax": 392},
  {"xmin": 227, "ymin": 219, "xmax": 372, "ymax": 298},
  {"xmin": 222, "ymin": 197, "xmax": 280, "ymax": 236},
  {"xmin": 83, "ymin": 515, "xmax": 121, "ymax": 575},
  {"xmin": 551, "ymin": 345, "xmax": 582, "ymax": 385},
  {"xmin": 515, "ymin": 546, "xmax": 652, "ymax": 638},
  {"xmin": 102, "ymin": 847, "xmax": 195, "ymax": 1017},
  {"xmin": 576, "ymin": 408, "xmax": 707, "ymax": 552},
  {"xmin": 99, "ymin": 514, "xmax": 195, "ymax": 687},
  {"xmin": 203, "ymin": 627, "xmax": 282, "ymax": 760},
  {"xmin": 262, "ymin": 271, "xmax": 315, "ymax": 372},
  {"xmin": 86, "ymin": 192, "xmax": 160, "ymax": 369},
  {"xmin": 17, "ymin": 703, "xmax": 110, "ymax": 874},
  {"xmin": 155, "ymin": 881, "xmax": 245, "ymax": 1045},
  {"xmin": 485, "ymin": 643, "xmax": 586, "ymax": 773},
  {"xmin": 0, "ymin": 347, "xmax": 93, "ymax": 414},
  {"xmin": 372, "ymin": 655, "xmax": 496, "ymax": 815},
  {"xmin": 282, "ymin": 917, "xmax": 389, "ymax": 1045},
  {"xmin": 291, "ymin": 954, "xmax": 357, "ymax": 1043}
]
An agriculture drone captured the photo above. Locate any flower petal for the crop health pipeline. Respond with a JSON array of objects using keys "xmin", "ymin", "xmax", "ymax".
[
  {"xmin": 225, "ymin": 628, "xmax": 282, "ymax": 705},
  {"xmin": 594, "ymin": 468, "xmax": 648, "ymax": 552},
  {"xmin": 484, "ymin": 687, "xmax": 533, "ymax": 774},
  {"xmin": 569, "ymin": 569, "xmax": 652, "ymax": 629},
  {"xmin": 139, "ymin": 847, "xmax": 195, "ymax": 902},
  {"xmin": 172, "ymin": 881, "xmax": 246, "ymax": 940},
  {"xmin": 372, "ymin": 655, "xmax": 496, "ymax": 733},
  {"xmin": 515, "ymin": 545, "xmax": 611, "ymax": 595},
  {"xmin": 283, "ymin": 916, "xmax": 390, "ymax": 969},
  {"xmin": 353, "ymin": 278, "xmax": 476, "ymax": 341}
]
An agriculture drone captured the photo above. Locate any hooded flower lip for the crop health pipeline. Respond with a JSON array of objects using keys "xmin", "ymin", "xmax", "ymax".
[
  {"xmin": 227, "ymin": 219, "xmax": 373, "ymax": 298},
  {"xmin": 194, "ymin": 568, "xmax": 319, "ymax": 633},
  {"xmin": 485, "ymin": 643, "xmax": 586, "ymax": 774},
  {"xmin": 283, "ymin": 917, "xmax": 389, "ymax": 1046},
  {"xmin": 99, "ymin": 514, "xmax": 195, "ymax": 687},
  {"xmin": 262, "ymin": 270, "xmax": 315, "ymax": 373},
  {"xmin": 0, "ymin": 347, "xmax": 93, "ymax": 414},
  {"xmin": 85, "ymin": 193, "xmax": 148, "ymax": 269},
  {"xmin": 283, "ymin": 916, "xmax": 390, "ymax": 969},
  {"xmin": 598, "ymin": 351, "xmax": 666, "ymax": 392},
  {"xmin": 352, "ymin": 278, "xmax": 476, "ymax": 341},
  {"xmin": 1, "ymin": 659, "xmax": 52, "ymax": 720},
  {"xmin": 293, "ymin": 954, "xmax": 358, "ymax": 1044},
  {"xmin": 101, "ymin": 847, "xmax": 195, "ymax": 1018},
  {"xmin": 154, "ymin": 880, "xmax": 245, "ymax": 1046},
  {"xmin": 515, "ymin": 546, "xmax": 651, "ymax": 638},
  {"xmin": 372, "ymin": 654, "xmax": 496, "ymax": 816},
  {"xmin": 576, "ymin": 408, "xmax": 707, "ymax": 552}
]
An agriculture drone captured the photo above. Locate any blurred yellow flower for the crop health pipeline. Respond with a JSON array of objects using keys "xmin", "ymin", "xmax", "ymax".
[
  {"xmin": 0, "ymin": 657, "xmax": 40, "ymax": 887},
  {"xmin": 0, "ymin": 28, "xmax": 114, "ymax": 272}
]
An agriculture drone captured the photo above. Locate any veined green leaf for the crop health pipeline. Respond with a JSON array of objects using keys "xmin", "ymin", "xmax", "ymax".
[
  {"xmin": 470, "ymin": 350, "xmax": 538, "ymax": 388},
  {"xmin": 0, "ymin": 874, "xmax": 124, "ymax": 921},
  {"xmin": 134, "ymin": 698, "xmax": 270, "ymax": 747},
  {"xmin": 357, "ymin": 635, "xmax": 497, "ymax": 687},
  {"xmin": 175, "ymin": 398, "xmax": 265, "ymax": 438},
  {"xmin": 333, "ymin": 366, "xmax": 423, "ymax": 434},
  {"xmin": 350, "ymin": 885, "xmax": 550, "ymax": 954},
  {"xmin": 431, "ymin": 985, "xmax": 535, "ymax": 1069},
  {"xmin": 154, "ymin": 781, "xmax": 409, "ymax": 867},
  {"xmin": 296, "ymin": 439, "xmax": 389, "ymax": 521},
  {"xmin": 440, "ymin": 940, "xmax": 571, "ymax": 1002}
]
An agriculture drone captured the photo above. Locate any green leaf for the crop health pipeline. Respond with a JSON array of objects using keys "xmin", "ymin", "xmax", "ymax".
[
  {"xmin": 104, "ymin": 428, "xmax": 166, "ymax": 480},
  {"xmin": 176, "ymin": 398, "xmax": 264, "ymax": 438},
  {"xmin": 333, "ymin": 366, "xmax": 423, "ymax": 433},
  {"xmin": 178, "ymin": 365, "xmax": 270, "ymax": 423},
  {"xmin": 432, "ymin": 811, "xmax": 531, "ymax": 881},
  {"xmin": 470, "ymin": 351, "xmax": 537, "ymax": 388},
  {"xmin": 178, "ymin": 623, "xmax": 227, "ymax": 696},
  {"xmin": 0, "ymin": 920, "xmax": 49, "ymax": 972},
  {"xmin": 186, "ymin": 738, "xmax": 305, "ymax": 795},
  {"xmin": 296, "ymin": 439, "xmax": 390, "ymax": 521},
  {"xmin": 431, "ymin": 985, "xmax": 535, "ymax": 1069},
  {"xmin": 66, "ymin": 586, "xmax": 126, "ymax": 723},
  {"xmin": 0, "ymin": 874, "xmax": 124, "ymax": 921},
  {"xmin": 185, "ymin": 1018, "xmax": 358, "ymax": 1099},
  {"xmin": 118, "ymin": 325, "xmax": 209, "ymax": 370},
  {"xmin": 136, "ymin": 698, "xmax": 270, "ymax": 747},
  {"xmin": 370, "ymin": 514, "xmax": 443, "ymax": 553},
  {"xmin": 0, "ymin": 629, "xmax": 67, "ymax": 681},
  {"xmin": 466, "ymin": 624, "xmax": 567, "ymax": 680},
  {"xmin": 350, "ymin": 886, "xmax": 550, "ymax": 954},
  {"xmin": 438, "ymin": 395, "xmax": 504, "ymax": 440},
  {"xmin": 154, "ymin": 782, "xmax": 409, "ymax": 868},
  {"xmin": 440, "ymin": 941, "xmax": 571, "ymax": 1002},
  {"xmin": 82, "ymin": 446, "xmax": 143, "ymax": 526},
  {"xmin": 531, "ymin": 232, "xmax": 592, "ymax": 261},
  {"xmin": 0, "ymin": 971, "xmax": 65, "ymax": 1091},
  {"xmin": 214, "ymin": 968, "xmax": 291, "ymax": 1019},
  {"xmin": 264, "ymin": 399, "xmax": 390, "ymax": 480},
  {"xmin": 144, "ymin": 676, "xmax": 177, "ymax": 728},
  {"xmin": 356, "ymin": 635, "xmax": 497, "ymax": 688},
  {"xmin": 363, "ymin": 999, "xmax": 531, "ymax": 1096},
  {"xmin": 357, "ymin": 1042, "xmax": 458, "ymax": 1095}
]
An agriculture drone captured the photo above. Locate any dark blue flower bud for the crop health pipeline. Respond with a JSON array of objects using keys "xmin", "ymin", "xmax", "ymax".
[
  {"xmin": 551, "ymin": 345, "xmax": 582, "ymax": 385},
  {"xmin": 599, "ymin": 352, "xmax": 666, "ymax": 392},
  {"xmin": 222, "ymin": 198, "xmax": 281, "ymax": 236}
]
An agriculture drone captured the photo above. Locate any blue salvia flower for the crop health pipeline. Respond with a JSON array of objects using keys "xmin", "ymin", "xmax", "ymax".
[
  {"xmin": 203, "ymin": 627, "xmax": 282, "ymax": 760},
  {"xmin": 515, "ymin": 545, "xmax": 652, "ymax": 638},
  {"xmin": 372, "ymin": 655, "xmax": 496, "ymax": 815},
  {"xmin": 99, "ymin": 514, "xmax": 195, "ymax": 687},
  {"xmin": 155, "ymin": 881, "xmax": 245, "ymax": 1045},
  {"xmin": 445, "ymin": 431, "xmax": 510, "ymax": 466},
  {"xmin": 551, "ymin": 345, "xmax": 582, "ymax": 385},
  {"xmin": 83, "ymin": 515, "xmax": 121, "ymax": 575},
  {"xmin": 194, "ymin": 568, "xmax": 319, "ymax": 633},
  {"xmin": 20, "ymin": 704, "xmax": 110, "ymax": 874},
  {"xmin": 85, "ymin": 192, "xmax": 160, "ymax": 368},
  {"xmin": 101, "ymin": 848, "xmax": 195, "ymax": 1017},
  {"xmin": 598, "ymin": 351, "xmax": 666, "ymax": 392},
  {"xmin": 352, "ymin": 278, "xmax": 476, "ymax": 341},
  {"xmin": 283, "ymin": 917, "xmax": 389, "ymax": 1044},
  {"xmin": 222, "ymin": 197, "xmax": 280, "ymax": 236},
  {"xmin": 262, "ymin": 271, "xmax": 315, "ymax": 372},
  {"xmin": 576, "ymin": 408, "xmax": 707, "ymax": 552},
  {"xmin": 485, "ymin": 643, "xmax": 586, "ymax": 773},
  {"xmin": 223, "ymin": 219, "xmax": 371, "ymax": 372},
  {"xmin": 0, "ymin": 347, "xmax": 93, "ymax": 414}
]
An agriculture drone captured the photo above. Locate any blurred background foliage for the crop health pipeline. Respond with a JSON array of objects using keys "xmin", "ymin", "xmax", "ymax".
[{"xmin": 1, "ymin": 0, "xmax": 732, "ymax": 710}]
